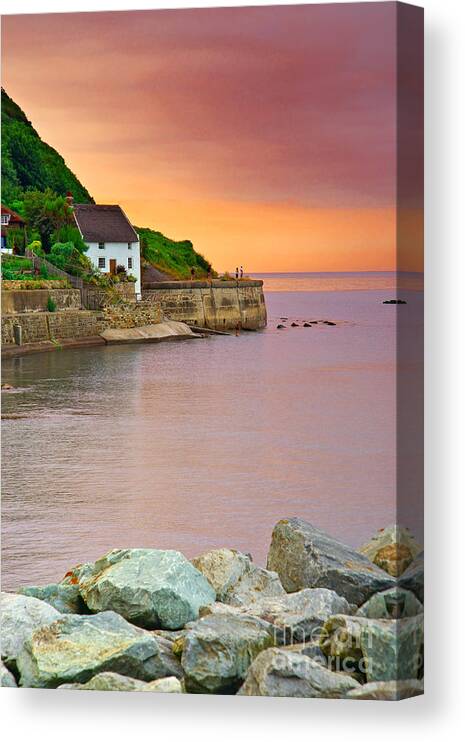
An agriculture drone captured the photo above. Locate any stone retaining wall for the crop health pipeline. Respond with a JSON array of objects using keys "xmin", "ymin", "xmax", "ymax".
[
  {"xmin": 1, "ymin": 288, "xmax": 82, "ymax": 314},
  {"xmin": 2, "ymin": 311, "xmax": 106, "ymax": 346},
  {"xmin": 142, "ymin": 280, "xmax": 267, "ymax": 330}
]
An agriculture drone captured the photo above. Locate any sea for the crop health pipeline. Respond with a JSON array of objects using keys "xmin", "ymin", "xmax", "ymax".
[{"xmin": 1, "ymin": 272, "xmax": 424, "ymax": 589}]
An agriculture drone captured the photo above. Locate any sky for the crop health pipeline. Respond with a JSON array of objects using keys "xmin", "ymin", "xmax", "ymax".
[{"xmin": 2, "ymin": 3, "xmax": 423, "ymax": 272}]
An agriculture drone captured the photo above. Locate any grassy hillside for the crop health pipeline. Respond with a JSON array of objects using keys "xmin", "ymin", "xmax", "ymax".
[
  {"xmin": 1, "ymin": 89, "xmax": 215, "ymax": 278},
  {"xmin": 137, "ymin": 227, "xmax": 213, "ymax": 280},
  {"xmin": 1, "ymin": 88, "xmax": 93, "ymax": 206}
]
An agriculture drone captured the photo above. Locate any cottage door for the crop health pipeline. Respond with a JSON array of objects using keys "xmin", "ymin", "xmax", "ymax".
[{"xmin": 109, "ymin": 259, "xmax": 117, "ymax": 275}]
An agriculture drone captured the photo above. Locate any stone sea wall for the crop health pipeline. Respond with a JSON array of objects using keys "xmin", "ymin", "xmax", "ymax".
[
  {"xmin": 1, "ymin": 310, "xmax": 106, "ymax": 346},
  {"xmin": 142, "ymin": 280, "xmax": 267, "ymax": 331},
  {"xmin": 2, "ymin": 288, "xmax": 82, "ymax": 314},
  {"xmin": 1, "ymin": 520, "xmax": 423, "ymax": 698}
]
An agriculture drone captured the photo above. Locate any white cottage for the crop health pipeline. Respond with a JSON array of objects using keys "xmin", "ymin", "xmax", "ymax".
[{"xmin": 73, "ymin": 203, "xmax": 141, "ymax": 297}]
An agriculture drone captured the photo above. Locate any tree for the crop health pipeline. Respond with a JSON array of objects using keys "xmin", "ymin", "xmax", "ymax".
[{"xmin": 23, "ymin": 189, "xmax": 73, "ymax": 252}]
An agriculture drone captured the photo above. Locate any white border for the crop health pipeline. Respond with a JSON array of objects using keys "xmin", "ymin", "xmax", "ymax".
[{"xmin": 1, "ymin": 1, "xmax": 464, "ymax": 739}]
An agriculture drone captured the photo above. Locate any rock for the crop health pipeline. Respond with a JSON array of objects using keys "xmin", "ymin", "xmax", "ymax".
[
  {"xmin": 18, "ymin": 583, "xmax": 87, "ymax": 614},
  {"xmin": 192, "ymin": 548, "xmax": 284, "ymax": 607},
  {"xmin": 142, "ymin": 676, "xmax": 183, "ymax": 693},
  {"xmin": 1, "ymin": 592, "xmax": 62, "ymax": 666},
  {"xmin": 320, "ymin": 614, "xmax": 423, "ymax": 682},
  {"xmin": 303, "ymin": 323, "xmax": 312, "ymax": 327},
  {"xmin": 324, "ymin": 321, "xmax": 336, "ymax": 326},
  {"xmin": 79, "ymin": 548, "xmax": 215, "ymax": 629},
  {"xmin": 181, "ymin": 614, "xmax": 274, "ymax": 693},
  {"xmin": 267, "ymin": 518, "xmax": 395, "ymax": 605},
  {"xmin": 280, "ymin": 641, "xmax": 328, "ymax": 665},
  {"xmin": 16, "ymin": 611, "xmax": 176, "ymax": 688},
  {"xmin": 1, "ymin": 383, "xmax": 13, "ymax": 390},
  {"xmin": 346, "ymin": 679, "xmax": 423, "ymax": 701},
  {"xmin": 237, "ymin": 648, "xmax": 360, "ymax": 698},
  {"xmin": 276, "ymin": 324, "xmax": 285, "ymax": 329},
  {"xmin": 359, "ymin": 525, "xmax": 421, "ymax": 577},
  {"xmin": 291, "ymin": 322, "xmax": 299, "ymax": 327},
  {"xmin": 1, "ymin": 660, "xmax": 17, "ymax": 687},
  {"xmin": 399, "ymin": 551, "xmax": 424, "ymax": 602},
  {"xmin": 356, "ymin": 587, "xmax": 423, "ymax": 619},
  {"xmin": 59, "ymin": 672, "xmax": 148, "ymax": 691},
  {"xmin": 201, "ymin": 587, "xmax": 352, "ymax": 645},
  {"xmin": 58, "ymin": 672, "xmax": 183, "ymax": 693},
  {"xmin": 382, "ymin": 299, "xmax": 407, "ymax": 304}
]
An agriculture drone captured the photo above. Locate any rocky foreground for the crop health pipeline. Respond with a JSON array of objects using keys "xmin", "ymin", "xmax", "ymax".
[{"xmin": 0, "ymin": 519, "xmax": 424, "ymax": 700}]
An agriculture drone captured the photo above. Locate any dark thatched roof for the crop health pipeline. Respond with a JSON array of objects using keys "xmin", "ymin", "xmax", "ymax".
[{"xmin": 74, "ymin": 204, "xmax": 138, "ymax": 243}]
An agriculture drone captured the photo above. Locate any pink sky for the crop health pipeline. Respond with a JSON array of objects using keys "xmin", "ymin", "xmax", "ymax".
[{"xmin": 2, "ymin": 3, "xmax": 423, "ymax": 271}]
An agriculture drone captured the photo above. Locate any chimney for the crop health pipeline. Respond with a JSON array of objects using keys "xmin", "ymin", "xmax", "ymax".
[{"xmin": 66, "ymin": 191, "xmax": 74, "ymax": 208}]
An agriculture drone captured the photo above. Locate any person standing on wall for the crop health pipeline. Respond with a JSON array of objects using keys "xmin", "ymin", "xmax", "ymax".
[
  {"xmin": 235, "ymin": 267, "xmax": 239, "ymax": 280},
  {"xmin": 240, "ymin": 266, "xmax": 244, "ymax": 279}
]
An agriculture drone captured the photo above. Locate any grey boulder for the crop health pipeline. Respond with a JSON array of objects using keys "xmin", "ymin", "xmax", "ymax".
[
  {"xmin": 346, "ymin": 679, "xmax": 423, "ymax": 701},
  {"xmin": 1, "ymin": 591, "xmax": 62, "ymax": 665},
  {"xmin": 321, "ymin": 614, "xmax": 423, "ymax": 682},
  {"xmin": 267, "ymin": 518, "xmax": 395, "ymax": 605},
  {"xmin": 237, "ymin": 648, "xmax": 360, "ymax": 698},
  {"xmin": 181, "ymin": 614, "xmax": 274, "ymax": 693},
  {"xmin": 58, "ymin": 672, "xmax": 183, "ymax": 693},
  {"xmin": 79, "ymin": 549, "xmax": 216, "ymax": 629},
  {"xmin": 16, "ymin": 610, "xmax": 178, "ymax": 688},
  {"xmin": 18, "ymin": 583, "xmax": 86, "ymax": 615},
  {"xmin": 192, "ymin": 548, "xmax": 284, "ymax": 606},
  {"xmin": 1, "ymin": 659, "xmax": 17, "ymax": 687},
  {"xmin": 200, "ymin": 587, "xmax": 352, "ymax": 645},
  {"xmin": 399, "ymin": 551, "xmax": 424, "ymax": 603},
  {"xmin": 356, "ymin": 587, "xmax": 423, "ymax": 619}
]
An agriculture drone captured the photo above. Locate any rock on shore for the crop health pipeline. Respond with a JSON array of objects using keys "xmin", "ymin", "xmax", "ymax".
[
  {"xmin": 237, "ymin": 648, "xmax": 360, "ymax": 698},
  {"xmin": 16, "ymin": 611, "xmax": 177, "ymax": 688},
  {"xmin": 267, "ymin": 518, "xmax": 395, "ymax": 604},
  {"xmin": 4, "ymin": 521, "xmax": 424, "ymax": 699},
  {"xmin": 78, "ymin": 549, "xmax": 216, "ymax": 629},
  {"xmin": 192, "ymin": 548, "xmax": 285, "ymax": 606}
]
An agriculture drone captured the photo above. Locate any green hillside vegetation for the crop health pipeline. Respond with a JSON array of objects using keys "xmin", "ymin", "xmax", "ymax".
[
  {"xmin": 138, "ymin": 227, "xmax": 214, "ymax": 280},
  {"xmin": 2, "ymin": 89, "xmax": 215, "ymax": 279},
  {"xmin": 1, "ymin": 88, "xmax": 93, "ymax": 206}
]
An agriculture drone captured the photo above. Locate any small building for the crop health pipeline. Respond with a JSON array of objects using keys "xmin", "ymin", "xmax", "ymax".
[
  {"xmin": 1, "ymin": 204, "xmax": 26, "ymax": 253},
  {"xmin": 73, "ymin": 203, "xmax": 141, "ymax": 297}
]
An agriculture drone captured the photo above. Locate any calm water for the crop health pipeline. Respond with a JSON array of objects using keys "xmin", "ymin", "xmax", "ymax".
[{"xmin": 1, "ymin": 272, "xmax": 423, "ymax": 589}]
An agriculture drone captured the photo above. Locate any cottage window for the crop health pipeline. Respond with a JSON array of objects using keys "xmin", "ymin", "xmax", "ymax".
[
  {"xmin": 98, "ymin": 257, "xmax": 106, "ymax": 269},
  {"xmin": 128, "ymin": 257, "xmax": 133, "ymax": 269},
  {"xmin": 98, "ymin": 242, "xmax": 105, "ymax": 250},
  {"xmin": 128, "ymin": 242, "xmax": 132, "ymax": 250},
  {"xmin": 1, "ymin": 214, "xmax": 10, "ymax": 225}
]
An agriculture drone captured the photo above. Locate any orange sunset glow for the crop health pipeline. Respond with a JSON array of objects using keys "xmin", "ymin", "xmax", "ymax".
[{"xmin": 1, "ymin": 4, "xmax": 423, "ymax": 272}]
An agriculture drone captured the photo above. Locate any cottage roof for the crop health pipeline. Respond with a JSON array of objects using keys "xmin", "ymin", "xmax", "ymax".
[
  {"xmin": 1, "ymin": 204, "xmax": 25, "ymax": 225},
  {"xmin": 74, "ymin": 204, "xmax": 138, "ymax": 243}
]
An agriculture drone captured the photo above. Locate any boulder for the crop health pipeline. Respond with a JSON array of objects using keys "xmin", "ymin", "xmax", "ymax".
[
  {"xmin": 237, "ymin": 648, "xmax": 360, "ymax": 698},
  {"xmin": 399, "ymin": 551, "xmax": 424, "ymax": 603},
  {"xmin": 18, "ymin": 583, "xmax": 87, "ymax": 614},
  {"xmin": 356, "ymin": 587, "xmax": 423, "ymax": 619},
  {"xmin": 1, "ymin": 660, "xmax": 17, "ymax": 687},
  {"xmin": 191, "ymin": 548, "xmax": 284, "ymax": 606},
  {"xmin": 346, "ymin": 679, "xmax": 423, "ymax": 701},
  {"xmin": 320, "ymin": 614, "xmax": 423, "ymax": 682},
  {"xmin": 16, "ymin": 611, "xmax": 177, "ymax": 688},
  {"xmin": 79, "ymin": 549, "xmax": 215, "ymax": 629},
  {"xmin": 200, "ymin": 588, "xmax": 352, "ymax": 645},
  {"xmin": 267, "ymin": 518, "xmax": 395, "ymax": 605},
  {"xmin": 58, "ymin": 672, "xmax": 183, "ymax": 693},
  {"xmin": 142, "ymin": 676, "xmax": 183, "ymax": 693},
  {"xmin": 181, "ymin": 614, "xmax": 274, "ymax": 693},
  {"xmin": 1, "ymin": 592, "xmax": 61, "ymax": 665},
  {"xmin": 358, "ymin": 525, "xmax": 422, "ymax": 577}
]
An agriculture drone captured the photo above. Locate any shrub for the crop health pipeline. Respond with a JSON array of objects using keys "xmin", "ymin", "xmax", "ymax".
[
  {"xmin": 46, "ymin": 295, "xmax": 57, "ymax": 312},
  {"xmin": 48, "ymin": 241, "xmax": 94, "ymax": 277}
]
